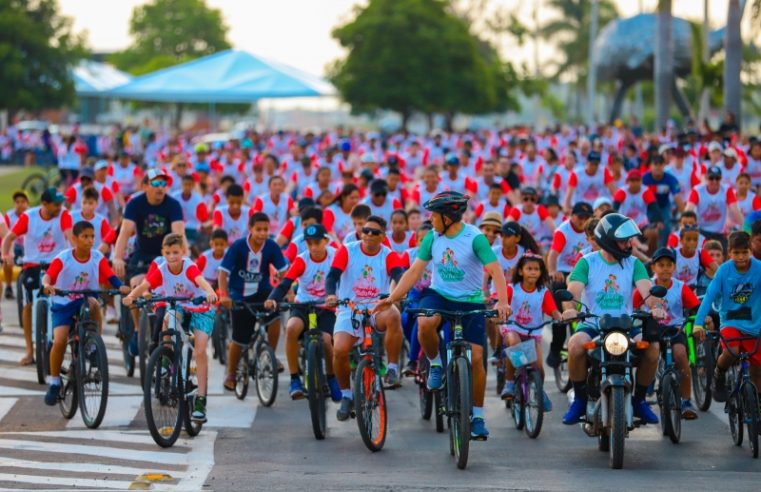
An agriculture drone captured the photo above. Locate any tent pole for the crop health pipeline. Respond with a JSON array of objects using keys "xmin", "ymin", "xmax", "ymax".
[{"xmin": 209, "ymin": 102, "xmax": 216, "ymax": 131}]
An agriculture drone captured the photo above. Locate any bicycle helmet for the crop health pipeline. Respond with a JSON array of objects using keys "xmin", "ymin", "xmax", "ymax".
[
  {"xmin": 594, "ymin": 213, "xmax": 641, "ymax": 263},
  {"xmin": 423, "ymin": 191, "xmax": 470, "ymax": 233}
]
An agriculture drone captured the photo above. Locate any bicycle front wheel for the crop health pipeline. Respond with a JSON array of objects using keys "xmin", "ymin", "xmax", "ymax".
[
  {"xmin": 21, "ymin": 173, "xmax": 48, "ymax": 205},
  {"xmin": 418, "ymin": 357, "xmax": 433, "ymax": 420},
  {"xmin": 306, "ymin": 339, "xmax": 327, "ymax": 440},
  {"xmin": 255, "ymin": 343, "xmax": 278, "ymax": 407},
  {"xmin": 741, "ymin": 382, "xmax": 759, "ymax": 458},
  {"xmin": 35, "ymin": 298, "xmax": 50, "ymax": 384},
  {"xmin": 692, "ymin": 340, "xmax": 713, "ymax": 411},
  {"xmin": 118, "ymin": 303, "xmax": 135, "ymax": 377},
  {"xmin": 554, "ymin": 349, "xmax": 572, "ymax": 393},
  {"xmin": 512, "ymin": 376, "xmax": 525, "ymax": 430},
  {"xmin": 212, "ymin": 310, "xmax": 228, "ymax": 365},
  {"xmin": 450, "ymin": 357, "xmax": 471, "ymax": 469},
  {"xmin": 144, "ymin": 346, "xmax": 182, "ymax": 448},
  {"xmin": 183, "ymin": 356, "xmax": 203, "ymax": 437},
  {"xmin": 353, "ymin": 358, "xmax": 387, "ymax": 452},
  {"xmin": 77, "ymin": 332, "xmax": 109, "ymax": 429},
  {"xmin": 58, "ymin": 347, "xmax": 78, "ymax": 419},
  {"xmin": 524, "ymin": 370, "xmax": 545, "ymax": 439},
  {"xmin": 138, "ymin": 311, "xmax": 152, "ymax": 386},
  {"xmin": 660, "ymin": 372, "xmax": 681, "ymax": 444}
]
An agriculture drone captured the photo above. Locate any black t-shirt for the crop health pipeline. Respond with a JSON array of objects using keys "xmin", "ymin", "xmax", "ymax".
[{"xmin": 123, "ymin": 193, "xmax": 183, "ymax": 256}]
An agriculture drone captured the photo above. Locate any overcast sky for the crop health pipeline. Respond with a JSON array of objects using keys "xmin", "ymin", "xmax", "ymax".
[{"xmin": 60, "ymin": 0, "xmax": 754, "ymax": 77}]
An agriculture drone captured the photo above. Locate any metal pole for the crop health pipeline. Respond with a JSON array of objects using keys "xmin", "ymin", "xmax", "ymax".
[
  {"xmin": 586, "ymin": 0, "xmax": 599, "ymax": 128},
  {"xmin": 634, "ymin": 0, "xmax": 644, "ymax": 121}
]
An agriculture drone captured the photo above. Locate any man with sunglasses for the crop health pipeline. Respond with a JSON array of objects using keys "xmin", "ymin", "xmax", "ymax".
[
  {"xmin": 362, "ymin": 179, "xmax": 402, "ymax": 225},
  {"xmin": 113, "ymin": 169, "xmax": 185, "ymax": 341},
  {"xmin": 507, "ymin": 187, "xmax": 556, "ymax": 241},
  {"xmin": 685, "ymin": 166, "xmax": 744, "ymax": 252}
]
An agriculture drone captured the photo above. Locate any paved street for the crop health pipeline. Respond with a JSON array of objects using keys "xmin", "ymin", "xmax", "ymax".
[{"xmin": 0, "ymin": 296, "xmax": 759, "ymax": 491}]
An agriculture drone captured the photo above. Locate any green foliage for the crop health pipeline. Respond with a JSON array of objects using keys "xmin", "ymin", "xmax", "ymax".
[
  {"xmin": 0, "ymin": 0, "xmax": 86, "ymax": 113},
  {"xmin": 109, "ymin": 0, "xmax": 230, "ymax": 75},
  {"xmin": 329, "ymin": 0, "xmax": 519, "ymax": 127}
]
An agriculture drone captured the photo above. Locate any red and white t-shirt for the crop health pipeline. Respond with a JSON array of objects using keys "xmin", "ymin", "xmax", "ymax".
[
  {"xmin": 550, "ymin": 219, "xmax": 587, "ymax": 273},
  {"xmin": 473, "ymin": 199, "xmax": 511, "ymax": 220},
  {"xmin": 252, "ymin": 193, "xmax": 294, "ymax": 233},
  {"xmin": 687, "ymin": 184, "xmax": 737, "ymax": 234},
  {"xmin": 633, "ymin": 278, "xmax": 700, "ymax": 327},
  {"xmin": 70, "ymin": 210, "xmax": 115, "ymax": 246},
  {"xmin": 674, "ymin": 247, "xmax": 715, "ymax": 287},
  {"xmin": 65, "ymin": 182, "xmax": 115, "ymax": 217},
  {"xmin": 146, "ymin": 257, "xmax": 208, "ymax": 311},
  {"xmin": 505, "ymin": 283, "xmax": 557, "ymax": 336},
  {"xmin": 171, "ymin": 190, "xmax": 210, "ymax": 230},
  {"xmin": 284, "ymin": 247, "xmax": 337, "ymax": 303},
  {"xmin": 508, "ymin": 205, "xmax": 550, "ymax": 239},
  {"xmin": 388, "ymin": 231, "xmax": 416, "ymax": 255},
  {"xmin": 331, "ymin": 242, "xmax": 401, "ymax": 301},
  {"xmin": 612, "ymin": 186, "xmax": 657, "ymax": 227},
  {"xmin": 196, "ymin": 249, "xmax": 226, "ymax": 283},
  {"xmin": 12, "ymin": 207, "xmax": 72, "ymax": 265},
  {"xmin": 212, "ymin": 206, "xmax": 253, "ymax": 244},
  {"xmin": 735, "ymin": 191, "xmax": 761, "ymax": 219},
  {"xmin": 568, "ymin": 167, "xmax": 614, "ymax": 203},
  {"xmin": 46, "ymin": 249, "xmax": 116, "ymax": 306},
  {"xmin": 324, "ymin": 205, "xmax": 353, "ymax": 241}
]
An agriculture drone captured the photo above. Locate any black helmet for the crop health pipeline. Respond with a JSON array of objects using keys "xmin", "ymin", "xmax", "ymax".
[
  {"xmin": 594, "ymin": 213, "xmax": 641, "ymax": 262},
  {"xmin": 423, "ymin": 191, "xmax": 470, "ymax": 223}
]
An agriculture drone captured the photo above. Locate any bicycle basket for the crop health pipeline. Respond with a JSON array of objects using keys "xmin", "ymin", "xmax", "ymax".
[{"xmin": 505, "ymin": 339, "xmax": 537, "ymax": 368}]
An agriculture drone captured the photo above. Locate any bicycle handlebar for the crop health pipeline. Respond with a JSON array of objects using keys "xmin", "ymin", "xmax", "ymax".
[
  {"xmin": 135, "ymin": 295, "xmax": 204, "ymax": 307},
  {"xmin": 277, "ymin": 301, "xmax": 332, "ymax": 312},
  {"xmin": 406, "ymin": 307, "xmax": 499, "ymax": 319},
  {"xmin": 54, "ymin": 288, "xmax": 122, "ymax": 297},
  {"xmin": 717, "ymin": 331, "xmax": 761, "ymax": 360},
  {"xmin": 505, "ymin": 319, "xmax": 554, "ymax": 333}
]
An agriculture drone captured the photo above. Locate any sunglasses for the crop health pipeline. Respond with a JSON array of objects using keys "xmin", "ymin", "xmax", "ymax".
[
  {"xmin": 362, "ymin": 227, "xmax": 383, "ymax": 236},
  {"xmin": 522, "ymin": 197, "xmax": 537, "ymax": 203},
  {"xmin": 150, "ymin": 179, "xmax": 167, "ymax": 188},
  {"xmin": 373, "ymin": 192, "xmax": 387, "ymax": 197},
  {"xmin": 707, "ymin": 176, "xmax": 721, "ymax": 181}
]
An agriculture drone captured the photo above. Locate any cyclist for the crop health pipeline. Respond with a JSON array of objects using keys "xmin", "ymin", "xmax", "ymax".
[
  {"xmin": 1, "ymin": 188, "xmax": 72, "ymax": 366},
  {"xmin": 325, "ymin": 215, "xmax": 405, "ymax": 421},
  {"xmin": 693, "ymin": 231, "xmax": 761, "ymax": 402},
  {"xmin": 376, "ymin": 191, "xmax": 510, "ymax": 440},
  {"xmin": 3, "ymin": 190, "xmax": 29, "ymax": 300},
  {"xmin": 195, "ymin": 229, "xmax": 228, "ymax": 287},
  {"xmin": 41, "ymin": 220, "xmax": 128, "ymax": 405},
  {"xmin": 264, "ymin": 224, "xmax": 341, "ymax": 402},
  {"xmin": 561, "ymin": 213, "xmax": 665, "ymax": 425},
  {"xmin": 70, "ymin": 187, "xmax": 116, "ymax": 254},
  {"xmin": 123, "ymin": 233, "xmax": 218, "ymax": 422}
]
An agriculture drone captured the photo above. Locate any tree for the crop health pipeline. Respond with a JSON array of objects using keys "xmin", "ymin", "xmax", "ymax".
[
  {"xmin": 109, "ymin": 0, "xmax": 230, "ymax": 75},
  {"xmin": 329, "ymin": 0, "xmax": 517, "ymax": 130},
  {"xmin": 0, "ymin": 0, "xmax": 86, "ymax": 115},
  {"xmin": 655, "ymin": 0, "xmax": 673, "ymax": 129}
]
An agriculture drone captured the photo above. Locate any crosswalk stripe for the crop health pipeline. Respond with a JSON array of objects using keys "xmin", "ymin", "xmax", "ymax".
[
  {"xmin": 0, "ymin": 438, "xmax": 190, "ymax": 465},
  {"xmin": 66, "ymin": 395, "xmax": 143, "ymax": 429},
  {"xmin": 0, "ymin": 473, "xmax": 135, "ymax": 490},
  {"xmin": 0, "ymin": 457, "xmax": 183, "ymax": 479},
  {"xmin": 0, "ymin": 397, "xmax": 17, "ymax": 421}
]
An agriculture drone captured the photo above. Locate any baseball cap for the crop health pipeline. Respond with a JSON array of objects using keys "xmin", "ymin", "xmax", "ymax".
[
  {"xmin": 658, "ymin": 144, "xmax": 673, "ymax": 155},
  {"xmin": 652, "ymin": 247, "xmax": 676, "ymax": 263},
  {"xmin": 359, "ymin": 169, "xmax": 374, "ymax": 181},
  {"xmin": 195, "ymin": 162, "xmax": 210, "ymax": 173},
  {"xmin": 303, "ymin": 224, "xmax": 329, "ymax": 241},
  {"xmin": 706, "ymin": 165, "xmax": 722, "ymax": 178},
  {"xmin": 79, "ymin": 167, "xmax": 95, "ymax": 179},
  {"xmin": 521, "ymin": 186, "xmax": 538, "ymax": 196},
  {"xmin": 386, "ymin": 155, "xmax": 399, "ymax": 166},
  {"xmin": 723, "ymin": 148, "xmax": 738, "ymax": 159},
  {"xmin": 41, "ymin": 188, "xmax": 65, "ymax": 204},
  {"xmin": 145, "ymin": 168, "xmax": 169, "ymax": 181},
  {"xmin": 445, "ymin": 153, "xmax": 460, "ymax": 166},
  {"xmin": 587, "ymin": 151, "xmax": 601, "ymax": 163},
  {"xmin": 708, "ymin": 141, "xmax": 723, "ymax": 153},
  {"xmin": 626, "ymin": 169, "xmax": 642, "ymax": 181},
  {"xmin": 370, "ymin": 179, "xmax": 388, "ymax": 195},
  {"xmin": 572, "ymin": 201, "xmax": 594, "ymax": 217},
  {"xmin": 361, "ymin": 153, "xmax": 376, "ymax": 164},
  {"xmin": 502, "ymin": 221, "xmax": 522, "ymax": 237},
  {"xmin": 593, "ymin": 196, "xmax": 612, "ymax": 210},
  {"xmin": 94, "ymin": 159, "xmax": 109, "ymax": 171},
  {"xmin": 297, "ymin": 197, "xmax": 316, "ymax": 213},
  {"xmin": 542, "ymin": 195, "xmax": 560, "ymax": 207},
  {"xmin": 479, "ymin": 211, "xmax": 503, "ymax": 230}
]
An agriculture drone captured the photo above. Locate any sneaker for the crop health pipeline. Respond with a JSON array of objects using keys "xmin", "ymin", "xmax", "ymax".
[
  {"xmin": 191, "ymin": 396, "xmax": 207, "ymax": 423},
  {"xmin": 545, "ymin": 350, "xmax": 561, "ymax": 369},
  {"xmin": 681, "ymin": 399, "xmax": 699, "ymax": 420},
  {"xmin": 543, "ymin": 391, "xmax": 553, "ymax": 412},
  {"xmin": 633, "ymin": 398, "xmax": 659, "ymax": 424},
  {"xmin": 4, "ymin": 286, "xmax": 14, "ymax": 300},
  {"xmin": 127, "ymin": 333, "xmax": 139, "ymax": 358},
  {"xmin": 489, "ymin": 347, "xmax": 501, "ymax": 365},
  {"xmin": 712, "ymin": 371, "xmax": 728, "ymax": 403},
  {"xmin": 562, "ymin": 398, "xmax": 586, "ymax": 425},
  {"xmin": 336, "ymin": 397, "xmax": 354, "ymax": 421},
  {"xmin": 470, "ymin": 417, "xmax": 489, "ymax": 441},
  {"xmin": 402, "ymin": 360, "xmax": 418, "ymax": 377},
  {"xmin": 500, "ymin": 381, "xmax": 515, "ymax": 401},
  {"xmin": 44, "ymin": 384, "xmax": 60, "ymax": 406},
  {"xmin": 427, "ymin": 364, "xmax": 444, "ymax": 391},
  {"xmin": 106, "ymin": 306, "xmax": 118, "ymax": 324},
  {"xmin": 289, "ymin": 379, "xmax": 305, "ymax": 400},
  {"xmin": 384, "ymin": 368, "xmax": 401, "ymax": 389},
  {"xmin": 327, "ymin": 376, "xmax": 341, "ymax": 403}
]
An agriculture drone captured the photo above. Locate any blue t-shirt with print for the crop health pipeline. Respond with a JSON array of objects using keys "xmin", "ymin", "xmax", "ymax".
[{"xmin": 219, "ymin": 236, "xmax": 287, "ymax": 300}]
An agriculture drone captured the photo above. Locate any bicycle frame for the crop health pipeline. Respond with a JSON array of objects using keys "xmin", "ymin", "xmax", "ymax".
[{"xmin": 720, "ymin": 333, "xmax": 761, "ymax": 400}]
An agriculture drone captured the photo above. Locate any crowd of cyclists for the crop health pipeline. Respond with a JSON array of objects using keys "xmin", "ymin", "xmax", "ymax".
[{"xmin": 3, "ymin": 119, "xmax": 761, "ymax": 456}]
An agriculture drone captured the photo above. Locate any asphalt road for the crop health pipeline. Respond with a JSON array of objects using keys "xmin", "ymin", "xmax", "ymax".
[{"xmin": 0, "ymin": 295, "xmax": 759, "ymax": 491}]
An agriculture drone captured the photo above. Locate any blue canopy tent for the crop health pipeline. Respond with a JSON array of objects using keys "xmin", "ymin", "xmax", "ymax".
[
  {"xmin": 73, "ymin": 61, "xmax": 132, "ymax": 122},
  {"xmin": 107, "ymin": 49, "xmax": 335, "ymax": 103}
]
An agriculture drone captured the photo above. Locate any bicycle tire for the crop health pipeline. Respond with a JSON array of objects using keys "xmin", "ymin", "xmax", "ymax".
[
  {"xmin": 524, "ymin": 370, "xmax": 544, "ymax": 439},
  {"xmin": 728, "ymin": 368, "xmax": 743, "ymax": 446},
  {"xmin": 418, "ymin": 357, "xmax": 433, "ymax": 420},
  {"xmin": 234, "ymin": 348, "xmax": 249, "ymax": 400},
  {"xmin": 78, "ymin": 332, "xmax": 109, "ymax": 429},
  {"xmin": 35, "ymin": 298, "xmax": 49, "ymax": 384},
  {"xmin": 21, "ymin": 173, "xmax": 48, "ymax": 205},
  {"xmin": 609, "ymin": 386, "xmax": 626, "ymax": 469},
  {"xmin": 58, "ymin": 350, "xmax": 78, "ymax": 419},
  {"xmin": 496, "ymin": 365, "xmax": 506, "ymax": 396},
  {"xmin": 435, "ymin": 390, "xmax": 445, "ymax": 433},
  {"xmin": 453, "ymin": 357, "xmax": 471, "ymax": 469},
  {"xmin": 144, "ymin": 346, "xmax": 182, "ymax": 448},
  {"xmin": 692, "ymin": 339, "xmax": 713, "ymax": 411},
  {"xmin": 554, "ymin": 350, "xmax": 572, "ymax": 393},
  {"xmin": 138, "ymin": 311, "xmax": 152, "ymax": 386},
  {"xmin": 307, "ymin": 339, "xmax": 327, "ymax": 440},
  {"xmin": 255, "ymin": 343, "xmax": 278, "ymax": 407},
  {"xmin": 212, "ymin": 310, "xmax": 228, "ymax": 365},
  {"xmin": 512, "ymin": 375, "xmax": 525, "ymax": 430},
  {"xmin": 741, "ymin": 382, "xmax": 759, "ymax": 458},
  {"xmin": 660, "ymin": 372, "xmax": 681, "ymax": 444},
  {"xmin": 118, "ymin": 303, "xmax": 135, "ymax": 377},
  {"xmin": 183, "ymin": 356, "xmax": 203, "ymax": 437},
  {"xmin": 15, "ymin": 274, "xmax": 23, "ymax": 329},
  {"xmin": 598, "ymin": 427, "xmax": 610, "ymax": 452},
  {"xmin": 354, "ymin": 358, "xmax": 387, "ymax": 452}
]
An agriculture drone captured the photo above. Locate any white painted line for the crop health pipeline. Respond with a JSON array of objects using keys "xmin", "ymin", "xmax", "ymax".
[
  {"xmin": 1, "ymin": 429, "xmax": 162, "ymax": 445},
  {"xmin": 204, "ymin": 396, "xmax": 257, "ymax": 428},
  {"xmin": 67, "ymin": 395, "xmax": 142, "ymax": 429},
  {"xmin": 0, "ymin": 457, "xmax": 183, "ymax": 478},
  {"xmin": 709, "ymin": 402, "xmax": 729, "ymax": 426},
  {"xmin": 0, "ymin": 334, "xmax": 124, "ymax": 355},
  {"xmin": 0, "ymin": 385, "xmax": 43, "ymax": 396},
  {"xmin": 0, "ymin": 397, "xmax": 17, "ymax": 421},
  {"xmin": 175, "ymin": 430, "xmax": 216, "ymax": 491},
  {"xmin": 0, "ymin": 439, "xmax": 190, "ymax": 464},
  {"xmin": 0, "ymin": 473, "xmax": 134, "ymax": 489}
]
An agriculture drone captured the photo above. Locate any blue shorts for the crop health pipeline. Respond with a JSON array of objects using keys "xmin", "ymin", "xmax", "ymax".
[
  {"xmin": 418, "ymin": 288, "xmax": 487, "ymax": 347},
  {"xmin": 174, "ymin": 306, "xmax": 216, "ymax": 337},
  {"xmin": 51, "ymin": 299, "xmax": 85, "ymax": 329}
]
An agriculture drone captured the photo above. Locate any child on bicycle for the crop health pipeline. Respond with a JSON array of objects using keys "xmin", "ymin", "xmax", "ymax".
[
  {"xmin": 634, "ymin": 248, "xmax": 702, "ymax": 419},
  {"xmin": 673, "ymin": 225, "xmax": 718, "ymax": 289},
  {"xmin": 196, "ymin": 229, "xmax": 228, "ymax": 289},
  {"xmin": 500, "ymin": 254, "xmax": 561, "ymax": 411},
  {"xmin": 123, "ymin": 233, "xmax": 218, "ymax": 422},
  {"xmin": 693, "ymin": 231, "xmax": 761, "ymax": 403},
  {"xmin": 264, "ymin": 224, "xmax": 341, "ymax": 401},
  {"xmin": 41, "ymin": 220, "xmax": 128, "ymax": 406}
]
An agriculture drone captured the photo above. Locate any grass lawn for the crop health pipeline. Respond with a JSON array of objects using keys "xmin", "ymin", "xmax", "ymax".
[{"xmin": 0, "ymin": 166, "xmax": 49, "ymax": 211}]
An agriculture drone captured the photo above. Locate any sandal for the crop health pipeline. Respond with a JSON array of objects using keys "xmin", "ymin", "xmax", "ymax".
[
  {"xmin": 223, "ymin": 374, "xmax": 236, "ymax": 391},
  {"xmin": 19, "ymin": 355, "xmax": 34, "ymax": 366}
]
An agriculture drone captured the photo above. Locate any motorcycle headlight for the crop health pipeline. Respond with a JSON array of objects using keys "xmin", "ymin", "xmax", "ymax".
[{"xmin": 603, "ymin": 332, "xmax": 629, "ymax": 356}]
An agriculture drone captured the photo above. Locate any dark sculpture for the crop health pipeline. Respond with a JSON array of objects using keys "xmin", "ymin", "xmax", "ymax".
[{"xmin": 592, "ymin": 13, "xmax": 725, "ymax": 123}]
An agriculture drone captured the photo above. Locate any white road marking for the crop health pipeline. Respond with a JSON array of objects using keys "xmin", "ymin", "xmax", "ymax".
[
  {"xmin": 0, "ymin": 457, "xmax": 183, "ymax": 478},
  {"xmin": 0, "ymin": 473, "xmax": 134, "ymax": 490},
  {"xmin": 66, "ymin": 395, "xmax": 143, "ymax": 429},
  {"xmin": 0, "ymin": 397, "xmax": 17, "ymax": 421},
  {"xmin": 0, "ymin": 438, "xmax": 190, "ymax": 465}
]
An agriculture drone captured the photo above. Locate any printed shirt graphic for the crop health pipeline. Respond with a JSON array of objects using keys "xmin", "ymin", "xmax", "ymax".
[
  {"xmin": 284, "ymin": 246, "xmax": 336, "ymax": 303},
  {"xmin": 12, "ymin": 206, "xmax": 73, "ymax": 265},
  {"xmin": 331, "ymin": 242, "xmax": 400, "ymax": 301},
  {"xmin": 551, "ymin": 219, "xmax": 587, "ymax": 273},
  {"xmin": 146, "ymin": 257, "xmax": 208, "ymax": 311},
  {"xmin": 46, "ymin": 249, "xmax": 114, "ymax": 306},
  {"xmin": 633, "ymin": 278, "xmax": 700, "ymax": 328},
  {"xmin": 695, "ymin": 258, "xmax": 761, "ymax": 336},
  {"xmin": 212, "ymin": 205, "xmax": 252, "ymax": 244},
  {"xmin": 506, "ymin": 283, "xmax": 557, "ymax": 335},
  {"xmin": 569, "ymin": 251, "xmax": 648, "ymax": 317}
]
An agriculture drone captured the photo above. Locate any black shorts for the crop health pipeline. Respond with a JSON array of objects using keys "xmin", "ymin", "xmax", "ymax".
[
  {"xmin": 126, "ymin": 252, "xmax": 158, "ymax": 277},
  {"xmin": 20, "ymin": 266, "xmax": 42, "ymax": 304},
  {"xmin": 231, "ymin": 292, "xmax": 279, "ymax": 345},
  {"xmin": 289, "ymin": 306, "xmax": 336, "ymax": 336}
]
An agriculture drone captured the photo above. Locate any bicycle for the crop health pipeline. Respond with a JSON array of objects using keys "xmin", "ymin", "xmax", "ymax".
[
  {"xmin": 503, "ymin": 319, "xmax": 554, "ymax": 439},
  {"xmin": 655, "ymin": 325, "xmax": 684, "ymax": 444},
  {"xmin": 30, "ymin": 263, "xmax": 52, "ymax": 384},
  {"xmin": 21, "ymin": 163, "xmax": 62, "ymax": 204},
  {"xmin": 718, "ymin": 330, "xmax": 761, "ymax": 458},
  {"xmin": 553, "ymin": 321, "xmax": 574, "ymax": 393},
  {"xmin": 336, "ymin": 298, "xmax": 388, "ymax": 452},
  {"xmin": 685, "ymin": 304, "xmax": 721, "ymax": 412},
  {"xmin": 211, "ymin": 305, "xmax": 230, "ymax": 365},
  {"xmin": 53, "ymin": 289, "xmax": 117, "ymax": 429},
  {"xmin": 138, "ymin": 295, "xmax": 207, "ymax": 448},
  {"xmin": 117, "ymin": 300, "xmax": 135, "ymax": 377},
  {"xmin": 407, "ymin": 306, "xmax": 498, "ymax": 470},
  {"xmin": 231, "ymin": 301, "xmax": 278, "ymax": 407}
]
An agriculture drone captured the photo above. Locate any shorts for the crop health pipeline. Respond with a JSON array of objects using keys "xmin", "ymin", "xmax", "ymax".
[
  {"xmin": 290, "ymin": 306, "xmax": 335, "ymax": 336},
  {"xmin": 126, "ymin": 252, "xmax": 159, "ymax": 277},
  {"xmin": 417, "ymin": 288, "xmax": 487, "ymax": 347},
  {"xmin": 20, "ymin": 266, "xmax": 42, "ymax": 304},
  {"xmin": 51, "ymin": 299, "xmax": 85, "ymax": 328},
  {"xmin": 500, "ymin": 324, "xmax": 542, "ymax": 341},
  {"xmin": 172, "ymin": 306, "xmax": 216, "ymax": 337},
  {"xmin": 231, "ymin": 292, "xmax": 278, "ymax": 345},
  {"xmin": 13, "ymin": 244, "xmax": 23, "ymax": 263},
  {"xmin": 720, "ymin": 326, "xmax": 761, "ymax": 366},
  {"xmin": 334, "ymin": 307, "xmax": 366, "ymax": 338}
]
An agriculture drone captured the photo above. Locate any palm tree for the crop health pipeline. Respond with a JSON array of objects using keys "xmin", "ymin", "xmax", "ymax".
[
  {"xmin": 655, "ymin": 0, "xmax": 673, "ymax": 129},
  {"xmin": 723, "ymin": 0, "xmax": 743, "ymax": 128},
  {"xmin": 540, "ymin": 0, "xmax": 618, "ymax": 119}
]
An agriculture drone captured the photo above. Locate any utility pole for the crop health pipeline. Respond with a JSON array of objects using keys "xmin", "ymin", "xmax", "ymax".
[
  {"xmin": 586, "ymin": 0, "xmax": 599, "ymax": 128},
  {"xmin": 634, "ymin": 0, "xmax": 644, "ymax": 121}
]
